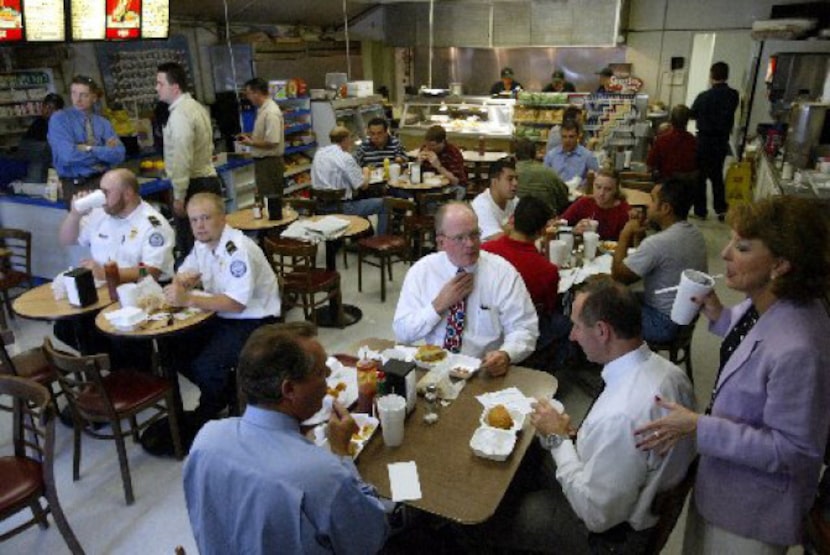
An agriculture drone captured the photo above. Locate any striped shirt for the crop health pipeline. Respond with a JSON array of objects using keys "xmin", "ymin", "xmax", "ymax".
[{"xmin": 354, "ymin": 134, "xmax": 406, "ymax": 167}]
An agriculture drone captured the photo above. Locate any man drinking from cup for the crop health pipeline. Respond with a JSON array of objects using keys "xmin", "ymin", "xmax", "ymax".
[{"xmin": 610, "ymin": 179, "xmax": 707, "ymax": 343}]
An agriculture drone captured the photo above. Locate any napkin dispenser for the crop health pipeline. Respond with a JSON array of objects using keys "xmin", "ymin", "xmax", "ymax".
[
  {"xmin": 64, "ymin": 268, "xmax": 98, "ymax": 307},
  {"xmin": 265, "ymin": 195, "xmax": 282, "ymax": 220},
  {"xmin": 382, "ymin": 359, "xmax": 417, "ymax": 414}
]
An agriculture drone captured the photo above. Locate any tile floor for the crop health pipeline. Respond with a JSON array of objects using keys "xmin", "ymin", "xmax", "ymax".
[{"xmin": 0, "ymin": 216, "xmax": 761, "ymax": 554}]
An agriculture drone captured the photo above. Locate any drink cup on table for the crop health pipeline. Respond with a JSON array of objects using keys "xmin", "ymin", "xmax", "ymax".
[
  {"xmin": 116, "ymin": 283, "xmax": 139, "ymax": 308},
  {"xmin": 670, "ymin": 269, "xmax": 715, "ymax": 325},
  {"xmin": 583, "ymin": 231, "xmax": 599, "ymax": 261},
  {"xmin": 549, "ymin": 240, "xmax": 569, "ymax": 267},
  {"xmin": 559, "ymin": 231, "xmax": 574, "ymax": 254},
  {"xmin": 72, "ymin": 189, "xmax": 106, "ymax": 213},
  {"xmin": 376, "ymin": 394, "xmax": 406, "ymax": 447},
  {"xmin": 389, "ymin": 163, "xmax": 401, "ymax": 181}
]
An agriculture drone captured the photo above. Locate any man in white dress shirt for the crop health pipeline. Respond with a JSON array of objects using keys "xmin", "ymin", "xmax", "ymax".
[
  {"xmin": 499, "ymin": 278, "xmax": 696, "ymax": 552},
  {"xmin": 156, "ymin": 62, "xmax": 222, "ymax": 258},
  {"xmin": 310, "ymin": 126, "xmax": 386, "ymax": 234},
  {"xmin": 393, "ymin": 202, "xmax": 538, "ymax": 376},
  {"xmin": 470, "ymin": 157, "xmax": 519, "ymax": 241},
  {"xmin": 164, "ymin": 192, "xmax": 281, "ymax": 425}
]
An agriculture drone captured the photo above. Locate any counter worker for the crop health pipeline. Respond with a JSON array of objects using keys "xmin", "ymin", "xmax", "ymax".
[
  {"xmin": 542, "ymin": 70, "xmax": 576, "ymax": 93},
  {"xmin": 57, "ymin": 168, "xmax": 174, "ymax": 369},
  {"xmin": 418, "ymin": 125, "xmax": 467, "ymax": 201},
  {"xmin": 48, "ymin": 75, "xmax": 125, "ymax": 207},
  {"xmin": 156, "ymin": 62, "xmax": 222, "ymax": 260},
  {"xmin": 19, "ymin": 93, "xmax": 63, "ymax": 183},
  {"xmin": 184, "ymin": 322, "xmax": 389, "ymax": 555},
  {"xmin": 543, "ymin": 120, "xmax": 599, "ymax": 189},
  {"xmin": 393, "ymin": 202, "xmax": 538, "ymax": 377},
  {"xmin": 163, "ymin": 192, "xmax": 281, "ymax": 426},
  {"xmin": 23, "ymin": 93, "xmax": 63, "ymax": 142},
  {"xmin": 471, "ymin": 157, "xmax": 519, "ymax": 241},
  {"xmin": 690, "ymin": 61, "xmax": 739, "ymax": 222},
  {"xmin": 596, "ymin": 67, "xmax": 614, "ymax": 94},
  {"xmin": 310, "ymin": 126, "xmax": 387, "ymax": 234},
  {"xmin": 238, "ymin": 77, "xmax": 285, "ymax": 200},
  {"xmin": 490, "ymin": 67, "xmax": 523, "ymax": 96}
]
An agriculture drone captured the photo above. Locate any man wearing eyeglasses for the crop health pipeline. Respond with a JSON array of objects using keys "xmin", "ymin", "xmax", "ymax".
[
  {"xmin": 393, "ymin": 202, "xmax": 538, "ymax": 376},
  {"xmin": 163, "ymin": 192, "xmax": 281, "ymax": 428},
  {"xmin": 48, "ymin": 75, "xmax": 125, "ymax": 206}
]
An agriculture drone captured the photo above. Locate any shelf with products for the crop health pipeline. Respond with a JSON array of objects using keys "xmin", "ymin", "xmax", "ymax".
[
  {"xmin": 0, "ymin": 69, "xmax": 55, "ymax": 145},
  {"xmin": 512, "ymin": 92, "xmax": 590, "ymax": 145}
]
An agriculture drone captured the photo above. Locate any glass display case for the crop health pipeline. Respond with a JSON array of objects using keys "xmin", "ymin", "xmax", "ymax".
[
  {"xmin": 312, "ymin": 95, "xmax": 386, "ymax": 147},
  {"xmin": 398, "ymin": 96, "xmax": 514, "ymax": 151}
]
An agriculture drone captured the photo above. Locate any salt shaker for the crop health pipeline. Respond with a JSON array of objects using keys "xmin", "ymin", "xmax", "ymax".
[{"xmin": 423, "ymin": 384, "xmax": 439, "ymax": 424}]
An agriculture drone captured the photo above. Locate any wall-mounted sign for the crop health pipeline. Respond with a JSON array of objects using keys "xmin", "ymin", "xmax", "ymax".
[
  {"xmin": 23, "ymin": 0, "xmax": 66, "ymax": 42},
  {"xmin": 71, "ymin": 0, "xmax": 166, "ymax": 41},
  {"xmin": 0, "ymin": 0, "xmax": 23, "ymax": 42},
  {"xmin": 106, "ymin": 0, "xmax": 140, "ymax": 40},
  {"xmin": 141, "ymin": 0, "xmax": 167, "ymax": 39},
  {"xmin": 71, "ymin": 0, "xmax": 106, "ymax": 40}
]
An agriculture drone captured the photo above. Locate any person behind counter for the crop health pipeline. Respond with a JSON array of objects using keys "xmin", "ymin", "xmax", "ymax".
[
  {"xmin": 490, "ymin": 67, "xmax": 523, "ymax": 96},
  {"xmin": 18, "ymin": 93, "xmax": 64, "ymax": 183},
  {"xmin": 238, "ymin": 77, "xmax": 285, "ymax": 200},
  {"xmin": 47, "ymin": 75, "xmax": 125, "ymax": 206},
  {"xmin": 23, "ymin": 93, "xmax": 63, "ymax": 142},
  {"xmin": 595, "ymin": 67, "xmax": 614, "ymax": 94},
  {"xmin": 418, "ymin": 125, "xmax": 467, "ymax": 200},
  {"xmin": 542, "ymin": 70, "xmax": 576, "ymax": 93}
]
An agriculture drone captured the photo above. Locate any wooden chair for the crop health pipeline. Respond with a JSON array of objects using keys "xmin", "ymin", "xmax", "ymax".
[
  {"xmin": 263, "ymin": 237, "xmax": 344, "ymax": 327},
  {"xmin": 43, "ymin": 338, "xmax": 183, "ymax": 505},
  {"xmin": 310, "ymin": 188, "xmax": 351, "ymax": 267},
  {"xmin": 647, "ymin": 317, "xmax": 697, "ymax": 383},
  {"xmin": 0, "ymin": 328, "xmax": 62, "ymax": 414},
  {"xmin": 357, "ymin": 198, "xmax": 416, "ymax": 302},
  {"xmin": 407, "ymin": 190, "xmax": 454, "ymax": 260},
  {"xmin": 0, "ymin": 375, "xmax": 84, "ymax": 554},
  {"xmin": 0, "ymin": 228, "xmax": 33, "ymax": 326},
  {"xmin": 286, "ymin": 197, "xmax": 316, "ymax": 217}
]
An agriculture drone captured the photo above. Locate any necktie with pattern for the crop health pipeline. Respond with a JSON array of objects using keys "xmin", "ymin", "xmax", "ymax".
[
  {"xmin": 85, "ymin": 116, "xmax": 95, "ymax": 146},
  {"xmin": 443, "ymin": 268, "xmax": 466, "ymax": 353}
]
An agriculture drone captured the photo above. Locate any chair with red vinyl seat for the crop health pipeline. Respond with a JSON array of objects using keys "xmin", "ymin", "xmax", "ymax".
[
  {"xmin": 0, "ymin": 375, "xmax": 84, "ymax": 554},
  {"xmin": 357, "ymin": 197, "xmax": 416, "ymax": 302},
  {"xmin": 43, "ymin": 338, "xmax": 183, "ymax": 505}
]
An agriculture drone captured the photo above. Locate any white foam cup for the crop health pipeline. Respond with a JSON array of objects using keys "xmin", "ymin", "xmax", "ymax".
[
  {"xmin": 559, "ymin": 232, "xmax": 574, "ymax": 254},
  {"xmin": 422, "ymin": 171, "xmax": 436, "ymax": 181},
  {"xmin": 583, "ymin": 231, "xmax": 599, "ymax": 261},
  {"xmin": 549, "ymin": 240, "xmax": 569, "ymax": 267},
  {"xmin": 376, "ymin": 394, "xmax": 406, "ymax": 447},
  {"xmin": 72, "ymin": 189, "xmax": 106, "ymax": 213},
  {"xmin": 670, "ymin": 269, "xmax": 715, "ymax": 325},
  {"xmin": 588, "ymin": 219, "xmax": 599, "ymax": 232},
  {"xmin": 389, "ymin": 163, "xmax": 401, "ymax": 181},
  {"xmin": 116, "ymin": 283, "xmax": 139, "ymax": 308}
]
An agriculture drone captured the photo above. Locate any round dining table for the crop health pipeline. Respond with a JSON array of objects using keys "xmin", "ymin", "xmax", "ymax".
[{"xmin": 225, "ymin": 206, "xmax": 298, "ymax": 232}]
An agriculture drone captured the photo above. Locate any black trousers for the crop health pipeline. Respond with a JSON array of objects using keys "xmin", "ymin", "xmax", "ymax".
[{"xmin": 694, "ymin": 139, "xmax": 730, "ymax": 217}]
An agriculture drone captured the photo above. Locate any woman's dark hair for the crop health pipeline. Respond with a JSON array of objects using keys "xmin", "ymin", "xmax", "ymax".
[{"xmin": 728, "ymin": 196, "xmax": 830, "ymax": 302}]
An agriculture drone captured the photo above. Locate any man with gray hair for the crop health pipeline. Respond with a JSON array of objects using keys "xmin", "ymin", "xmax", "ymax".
[{"xmin": 183, "ymin": 322, "xmax": 388, "ymax": 554}]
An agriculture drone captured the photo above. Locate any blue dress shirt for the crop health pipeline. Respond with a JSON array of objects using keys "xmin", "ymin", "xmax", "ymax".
[
  {"xmin": 183, "ymin": 405, "xmax": 389, "ymax": 555},
  {"xmin": 47, "ymin": 108, "xmax": 125, "ymax": 179},
  {"xmin": 543, "ymin": 144, "xmax": 598, "ymax": 183}
]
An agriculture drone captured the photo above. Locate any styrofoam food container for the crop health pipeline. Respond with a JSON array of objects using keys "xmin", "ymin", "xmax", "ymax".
[{"xmin": 470, "ymin": 426, "xmax": 517, "ymax": 461}]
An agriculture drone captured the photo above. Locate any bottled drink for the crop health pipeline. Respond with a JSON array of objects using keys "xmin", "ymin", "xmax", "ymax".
[
  {"xmin": 252, "ymin": 196, "xmax": 263, "ymax": 219},
  {"xmin": 356, "ymin": 359, "xmax": 378, "ymax": 414},
  {"xmin": 138, "ymin": 262, "xmax": 148, "ymax": 280},
  {"xmin": 104, "ymin": 261, "xmax": 120, "ymax": 302},
  {"xmin": 478, "ymin": 136, "xmax": 486, "ymax": 156},
  {"xmin": 383, "ymin": 158, "xmax": 391, "ymax": 180}
]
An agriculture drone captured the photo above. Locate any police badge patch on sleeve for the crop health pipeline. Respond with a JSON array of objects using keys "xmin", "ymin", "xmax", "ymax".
[
  {"xmin": 149, "ymin": 232, "xmax": 165, "ymax": 247},
  {"xmin": 230, "ymin": 260, "xmax": 247, "ymax": 277}
]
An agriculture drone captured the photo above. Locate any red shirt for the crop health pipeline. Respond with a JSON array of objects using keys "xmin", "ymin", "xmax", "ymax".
[
  {"xmin": 421, "ymin": 142, "xmax": 468, "ymax": 186},
  {"xmin": 562, "ymin": 196, "xmax": 631, "ymax": 240},
  {"xmin": 647, "ymin": 127, "xmax": 697, "ymax": 179},
  {"xmin": 481, "ymin": 235, "xmax": 559, "ymax": 315}
]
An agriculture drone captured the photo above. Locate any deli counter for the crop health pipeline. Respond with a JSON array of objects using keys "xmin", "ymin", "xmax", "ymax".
[{"xmin": 397, "ymin": 96, "xmax": 514, "ymax": 151}]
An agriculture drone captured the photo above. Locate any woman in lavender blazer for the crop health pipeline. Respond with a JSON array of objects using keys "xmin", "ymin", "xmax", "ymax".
[{"xmin": 635, "ymin": 196, "xmax": 830, "ymax": 552}]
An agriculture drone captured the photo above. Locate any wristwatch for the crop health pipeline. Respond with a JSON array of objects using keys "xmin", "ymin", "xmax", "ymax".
[{"xmin": 539, "ymin": 432, "xmax": 568, "ymax": 451}]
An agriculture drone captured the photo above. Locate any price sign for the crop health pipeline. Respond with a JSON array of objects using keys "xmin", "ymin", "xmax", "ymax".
[
  {"xmin": 71, "ymin": 0, "xmax": 105, "ymax": 40},
  {"xmin": 23, "ymin": 0, "xmax": 66, "ymax": 42},
  {"xmin": 141, "ymin": 0, "xmax": 167, "ymax": 39}
]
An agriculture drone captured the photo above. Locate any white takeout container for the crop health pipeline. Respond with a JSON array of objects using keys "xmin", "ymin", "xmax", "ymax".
[
  {"xmin": 104, "ymin": 306, "xmax": 148, "ymax": 331},
  {"xmin": 479, "ymin": 406, "xmax": 526, "ymax": 434},
  {"xmin": 470, "ymin": 426, "xmax": 517, "ymax": 461}
]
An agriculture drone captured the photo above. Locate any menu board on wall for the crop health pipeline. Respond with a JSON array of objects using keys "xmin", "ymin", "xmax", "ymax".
[
  {"xmin": 71, "ymin": 0, "xmax": 167, "ymax": 40},
  {"xmin": 141, "ymin": 0, "xmax": 167, "ymax": 39},
  {"xmin": 106, "ymin": 0, "xmax": 140, "ymax": 40},
  {"xmin": 0, "ymin": 0, "xmax": 23, "ymax": 42},
  {"xmin": 23, "ymin": 0, "xmax": 66, "ymax": 42},
  {"xmin": 71, "ymin": 0, "xmax": 106, "ymax": 40}
]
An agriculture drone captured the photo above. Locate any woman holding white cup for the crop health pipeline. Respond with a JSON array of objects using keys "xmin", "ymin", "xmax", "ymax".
[
  {"xmin": 560, "ymin": 168, "xmax": 631, "ymax": 240},
  {"xmin": 634, "ymin": 196, "xmax": 830, "ymax": 554}
]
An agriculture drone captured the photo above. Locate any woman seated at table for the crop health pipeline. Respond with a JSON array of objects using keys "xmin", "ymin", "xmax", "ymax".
[
  {"xmin": 634, "ymin": 195, "xmax": 830, "ymax": 553},
  {"xmin": 561, "ymin": 168, "xmax": 631, "ymax": 240}
]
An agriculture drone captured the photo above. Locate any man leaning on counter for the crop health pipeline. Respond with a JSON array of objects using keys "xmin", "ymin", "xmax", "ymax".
[{"xmin": 48, "ymin": 75, "xmax": 125, "ymax": 206}]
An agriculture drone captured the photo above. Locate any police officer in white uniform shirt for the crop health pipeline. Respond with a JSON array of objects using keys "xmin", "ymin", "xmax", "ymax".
[
  {"xmin": 57, "ymin": 168, "xmax": 175, "ymax": 369},
  {"xmin": 59, "ymin": 167, "xmax": 175, "ymax": 281},
  {"xmin": 164, "ymin": 192, "xmax": 280, "ymax": 426}
]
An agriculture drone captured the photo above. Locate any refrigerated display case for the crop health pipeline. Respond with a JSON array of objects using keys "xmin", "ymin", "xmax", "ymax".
[
  {"xmin": 311, "ymin": 95, "xmax": 386, "ymax": 146},
  {"xmin": 397, "ymin": 96, "xmax": 515, "ymax": 151}
]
